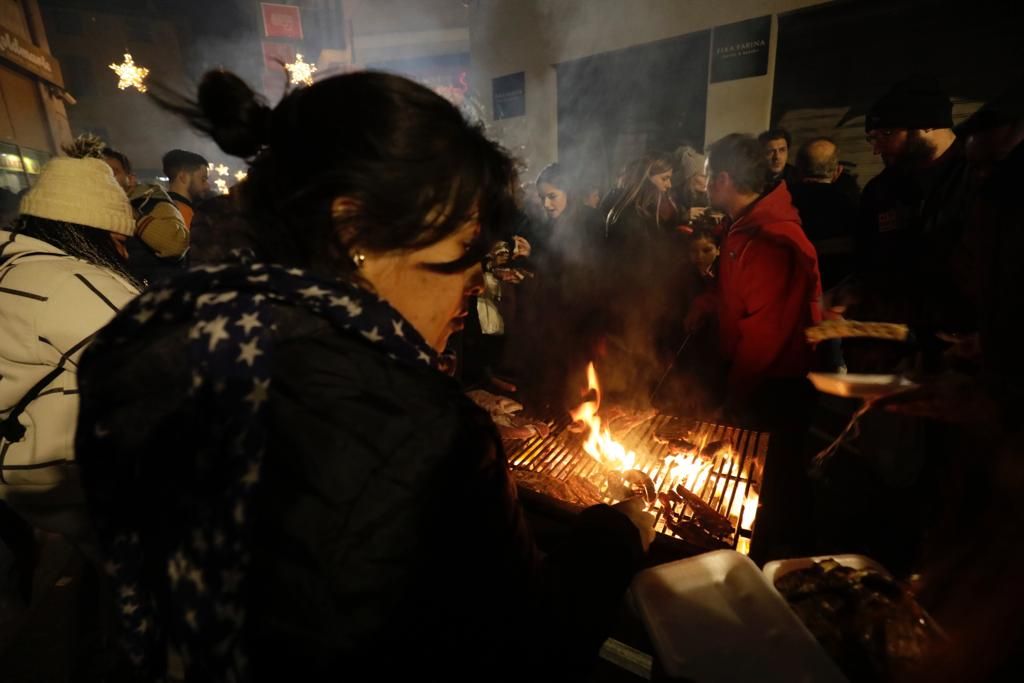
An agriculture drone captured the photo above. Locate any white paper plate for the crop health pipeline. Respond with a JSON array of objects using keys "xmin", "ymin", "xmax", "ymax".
[
  {"xmin": 631, "ymin": 550, "xmax": 848, "ymax": 682},
  {"xmin": 808, "ymin": 372, "xmax": 917, "ymax": 398}
]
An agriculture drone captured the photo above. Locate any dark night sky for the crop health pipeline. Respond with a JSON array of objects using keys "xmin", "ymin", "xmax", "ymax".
[{"xmin": 38, "ymin": 0, "xmax": 262, "ymax": 82}]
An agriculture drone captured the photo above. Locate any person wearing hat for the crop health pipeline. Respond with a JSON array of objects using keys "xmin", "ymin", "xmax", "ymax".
[
  {"xmin": 842, "ymin": 76, "xmax": 975, "ymax": 373},
  {"xmin": 957, "ymin": 80, "xmax": 1024, "ymax": 420},
  {"xmin": 0, "ymin": 139, "xmax": 139, "ymax": 545},
  {"xmin": 959, "ymin": 79, "xmax": 1024, "ymax": 168},
  {"xmin": 672, "ymin": 145, "xmax": 716, "ymax": 227}
]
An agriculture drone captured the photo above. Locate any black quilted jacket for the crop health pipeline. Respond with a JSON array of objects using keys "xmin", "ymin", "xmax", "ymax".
[{"xmin": 78, "ymin": 304, "xmax": 644, "ymax": 681}]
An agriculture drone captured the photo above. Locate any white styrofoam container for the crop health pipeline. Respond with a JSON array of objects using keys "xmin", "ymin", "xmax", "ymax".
[
  {"xmin": 808, "ymin": 372, "xmax": 916, "ymax": 399},
  {"xmin": 631, "ymin": 550, "xmax": 848, "ymax": 683},
  {"xmin": 763, "ymin": 554, "xmax": 891, "ymax": 595}
]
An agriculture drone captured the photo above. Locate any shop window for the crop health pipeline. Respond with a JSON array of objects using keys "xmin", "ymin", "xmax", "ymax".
[
  {"xmin": 0, "ymin": 142, "xmax": 28, "ymax": 194},
  {"xmin": 20, "ymin": 148, "xmax": 51, "ymax": 186}
]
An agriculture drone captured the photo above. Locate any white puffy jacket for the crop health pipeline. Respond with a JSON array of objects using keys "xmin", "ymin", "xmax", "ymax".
[{"xmin": 0, "ymin": 230, "xmax": 137, "ymax": 533}]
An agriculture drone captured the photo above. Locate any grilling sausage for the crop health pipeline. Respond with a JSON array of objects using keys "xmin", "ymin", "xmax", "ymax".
[
  {"xmin": 654, "ymin": 434, "xmax": 697, "ymax": 452},
  {"xmin": 666, "ymin": 518, "xmax": 730, "ymax": 550},
  {"xmin": 700, "ymin": 439, "xmax": 733, "ymax": 458},
  {"xmin": 674, "ymin": 484, "xmax": 734, "ymax": 536}
]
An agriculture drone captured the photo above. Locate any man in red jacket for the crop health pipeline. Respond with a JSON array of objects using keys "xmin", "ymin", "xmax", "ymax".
[{"xmin": 691, "ymin": 133, "xmax": 823, "ymax": 413}]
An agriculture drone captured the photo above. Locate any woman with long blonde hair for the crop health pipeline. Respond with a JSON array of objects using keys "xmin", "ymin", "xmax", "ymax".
[{"xmin": 604, "ymin": 153, "xmax": 677, "ymax": 238}]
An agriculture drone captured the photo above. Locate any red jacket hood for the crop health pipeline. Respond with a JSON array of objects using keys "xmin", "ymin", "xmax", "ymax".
[
  {"xmin": 727, "ymin": 182, "xmax": 818, "ymax": 271},
  {"xmin": 714, "ymin": 181, "xmax": 823, "ymax": 401}
]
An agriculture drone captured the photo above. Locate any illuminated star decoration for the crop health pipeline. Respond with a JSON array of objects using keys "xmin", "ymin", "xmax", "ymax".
[
  {"xmin": 109, "ymin": 53, "xmax": 149, "ymax": 93},
  {"xmin": 284, "ymin": 54, "xmax": 317, "ymax": 87},
  {"xmin": 214, "ymin": 178, "xmax": 229, "ymax": 195},
  {"xmin": 215, "ymin": 164, "xmax": 230, "ymax": 177},
  {"xmin": 234, "ymin": 170, "xmax": 247, "ymax": 181}
]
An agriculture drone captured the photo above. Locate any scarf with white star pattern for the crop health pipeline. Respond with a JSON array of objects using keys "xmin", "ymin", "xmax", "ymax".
[{"xmin": 78, "ymin": 261, "xmax": 442, "ymax": 681}]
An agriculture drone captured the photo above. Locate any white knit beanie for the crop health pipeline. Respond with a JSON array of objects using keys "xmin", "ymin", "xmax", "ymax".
[
  {"xmin": 675, "ymin": 146, "xmax": 708, "ymax": 182},
  {"xmin": 19, "ymin": 157, "xmax": 135, "ymax": 236}
]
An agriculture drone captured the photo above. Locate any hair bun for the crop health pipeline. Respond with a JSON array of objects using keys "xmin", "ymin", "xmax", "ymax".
[
  {"xmin": 62, "ymin": 133, "xmax": 107, "ymax": 159},
  {"xmin": 197, "ymin": 70, "xmax": 272, "ymax": 158}
]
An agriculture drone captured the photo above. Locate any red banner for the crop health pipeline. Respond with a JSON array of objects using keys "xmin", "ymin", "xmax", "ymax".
[{"xmin": 261, "ymin": 3, "xmax": 303, "ymax": 40}]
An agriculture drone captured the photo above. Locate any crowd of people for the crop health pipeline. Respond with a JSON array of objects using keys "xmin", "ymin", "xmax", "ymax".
[
  {"xmin": 476, "ymin": 121, "xmax": 844, "ymax": 420},
  {"xmin": 0, "ymin": 66, "xmax": 1022, "ymax": 681}
]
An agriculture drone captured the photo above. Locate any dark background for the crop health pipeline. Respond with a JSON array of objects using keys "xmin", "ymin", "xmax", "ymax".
[{"xmin": 773, "ymin": 0, "xmax": 1023, "ymax": 126}]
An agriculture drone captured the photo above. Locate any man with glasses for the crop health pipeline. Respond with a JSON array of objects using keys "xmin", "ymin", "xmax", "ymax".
[{"xmin": 842, "ymin": 77, "xmax": 974, "ymax": 373}]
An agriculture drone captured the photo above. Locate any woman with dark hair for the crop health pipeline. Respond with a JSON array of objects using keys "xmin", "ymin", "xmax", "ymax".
[
  {"xmin": 74, "ymin": 70, "xmax": 653, "ymax": 682},
  {"xmin": 534, "ymin": 162, "xmax": 607, "ymax": 284},
  {"xmin": 508, "ymin": 163, "xmax": 606, "ymax": 407},
  {"xmin": 535, "ymin": 162, "xmax": 604, "ymax": 254}
]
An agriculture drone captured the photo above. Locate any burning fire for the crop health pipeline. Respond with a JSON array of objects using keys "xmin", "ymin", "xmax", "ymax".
[
  {"xmin": 663, "ymin": 453, "xmax": 713, "ymax": 492},
  {"xmin": 569, "ymin": 363, "xmax": 720, "ymax": 483},
  {"xmin": 569, "ymin": 363, "xmax": 639, "ymax": 471},
  {"xmin": 741, "ymin": 491, "xmax": 759, "ymax": 532},
  {"xmin": 568, "ymin": 362, "xmax": 727, "ymax": 483},
  {"xmin": 568, "ymin": 361, "xmax": 761, "ymax": 553}
]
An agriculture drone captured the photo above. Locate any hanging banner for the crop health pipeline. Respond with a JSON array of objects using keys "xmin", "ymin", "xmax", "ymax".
[
  {"xmin": 710, "ymin": 16, "xmax": 771, "ymax": 83},
  {"xmin": 261, "ymin": 3, "xmax": 303, "ymax": 40}
]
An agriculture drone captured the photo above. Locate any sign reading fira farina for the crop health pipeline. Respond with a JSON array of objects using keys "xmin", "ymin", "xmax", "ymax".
[{"xmin": 710, "ymin": 16, "xmax": 772, "ymax": 84}]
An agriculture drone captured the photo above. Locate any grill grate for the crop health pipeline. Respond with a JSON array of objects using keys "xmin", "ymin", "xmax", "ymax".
[{"xmin": 504, "ymin": 413, "xmax": 769, "ymax": 553}]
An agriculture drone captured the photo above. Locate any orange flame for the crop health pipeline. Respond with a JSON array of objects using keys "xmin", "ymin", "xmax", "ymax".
[
  {"xmin": 569, "ymin": 361, "xmax": 761, "ymax": 544},
  {"xmin": 741, "ymin": 490, "xmax": 759, "ymax": 531},
  {"xmin": 662, "ymin": 453, "xmax": 713, "ymax": 491},
  {"xmin": 569, "ymin": 363, "xmax": 638, "ymax": 471}
]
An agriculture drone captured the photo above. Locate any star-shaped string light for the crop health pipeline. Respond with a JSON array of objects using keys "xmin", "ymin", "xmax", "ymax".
[
  {"xmin": 214, "ymin": 178, "xmax": 229, "ymax": 195},
  {"xmin": 215, "ymin": 164, "xmax": 230, "ymax": 177},
  {"xmin": 284, "ymin": 54, "xmax": 317, "ymax": 87},
  {"xmin": 234, "ymin": 170, "xmax": 248, "ymax": 181},
  {"xmin": 109, "ymin": 53, "xmax": 150, "ymax": 93}
]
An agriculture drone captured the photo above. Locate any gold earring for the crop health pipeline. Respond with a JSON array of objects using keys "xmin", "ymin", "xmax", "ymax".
[{"xmin": 352, "ymin": 251, "xmax": 366, "ymax": 269}]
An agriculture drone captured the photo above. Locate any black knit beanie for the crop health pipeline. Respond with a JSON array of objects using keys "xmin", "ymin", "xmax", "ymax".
[{"xmin": 866, "ymin": 77, "xmax": 953, "ymax": 132}]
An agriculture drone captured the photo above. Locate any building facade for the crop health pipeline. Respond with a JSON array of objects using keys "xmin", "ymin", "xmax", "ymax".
[
  {"xmin": 469, "ymin": 0, "xmax": 828, "ymax": 185},
  {"xmin": 0, "ymin": 0, "xmax": 72, "ymax": 195}
]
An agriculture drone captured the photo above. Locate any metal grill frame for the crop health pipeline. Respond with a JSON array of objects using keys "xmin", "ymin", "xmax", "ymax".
[{"xmin": 505, "ymin": 413, "xmax": 769, "ymax": 552}]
